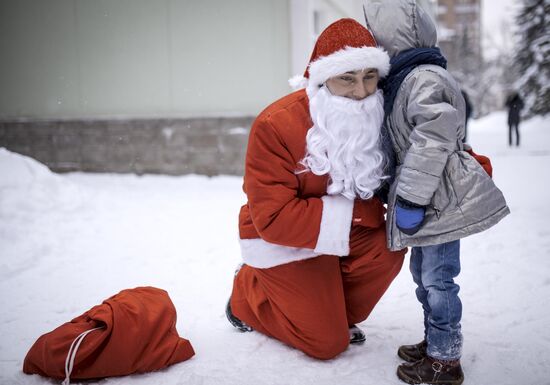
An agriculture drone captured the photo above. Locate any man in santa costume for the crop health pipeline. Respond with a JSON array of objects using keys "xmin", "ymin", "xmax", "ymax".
[{"xmin": 226, "ymin": 18, "xmax": 406, "ymax": 360}]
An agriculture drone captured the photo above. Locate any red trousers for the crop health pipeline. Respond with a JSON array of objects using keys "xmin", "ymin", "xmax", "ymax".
[{"xmin": 231, "ymin": 225, "xmax": 405, "ymax": 360}]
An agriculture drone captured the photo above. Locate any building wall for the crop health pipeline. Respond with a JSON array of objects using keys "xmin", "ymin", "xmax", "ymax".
[
  {"xmin": 0, "ymin": 0, "xmax": 365, "ymax": 176},
  {"xmin": 0, "ymin": 0, "xmax": 291, "ymax": 120},
  {"xmin": 0, "ymin": 116, "xmax": 253, "ymax": 175},
  {"xmin": 436, "ymin": 0, "xmax": 482, "ymax": 71}
]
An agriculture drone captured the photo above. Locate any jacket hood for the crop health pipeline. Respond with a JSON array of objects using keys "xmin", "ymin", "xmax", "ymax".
[{"xmin": 363, "ymin": 0, "xmax": 438, "ymax": 58}]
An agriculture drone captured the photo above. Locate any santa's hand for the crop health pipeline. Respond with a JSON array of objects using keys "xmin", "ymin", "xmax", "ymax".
[{"xmin": 395, "ymin": 196, "xmax": 425, "ymax": 235}]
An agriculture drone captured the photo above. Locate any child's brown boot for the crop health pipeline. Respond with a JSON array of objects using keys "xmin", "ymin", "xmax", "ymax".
[
  {"xmin": 397, "ymin": 356, "xmax": 464, "ymax": 385},
  {"xmin": 397, "ymin": 340, "xmax": 427, "ymax": 362}
]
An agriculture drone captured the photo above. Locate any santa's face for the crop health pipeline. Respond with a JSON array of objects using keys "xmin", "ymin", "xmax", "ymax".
[{"xmin": 325, "ymin": 68, "xmax": 379, "ymax": 100}]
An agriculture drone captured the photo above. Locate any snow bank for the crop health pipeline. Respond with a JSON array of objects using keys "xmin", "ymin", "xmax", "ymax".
[{"xmin": 0, "ymin": 147, "xmax": 83, "ymax": 212}]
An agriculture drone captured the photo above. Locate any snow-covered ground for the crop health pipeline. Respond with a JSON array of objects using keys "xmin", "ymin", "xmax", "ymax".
[{"xmin": 1, "ymin": 111, "xmax": 549, "ymax": 385}]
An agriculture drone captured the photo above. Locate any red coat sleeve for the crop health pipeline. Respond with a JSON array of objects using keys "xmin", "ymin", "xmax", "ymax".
[{"xmin": 244, "ymin": 116, "xmax": 323, "ymax": 249}]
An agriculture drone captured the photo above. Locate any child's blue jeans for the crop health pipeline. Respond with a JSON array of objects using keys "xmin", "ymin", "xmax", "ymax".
[{"xmin": 410, "ymin": 240, "xmax": 462, "ymax": 360}]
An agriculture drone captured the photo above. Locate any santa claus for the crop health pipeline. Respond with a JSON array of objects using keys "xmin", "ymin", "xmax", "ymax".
[{"xmin": 227, "ymin": 18, "xmax": 406, "ymax": 360}]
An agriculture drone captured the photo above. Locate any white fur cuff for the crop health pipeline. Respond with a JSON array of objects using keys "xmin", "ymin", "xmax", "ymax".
[
  {"xmin": 314, "ymin": 195, "xmax": 354, "ymax": 256},
  {"xmin": 239, "ymin": 238, "xmax": 320, "ymax": 269}
]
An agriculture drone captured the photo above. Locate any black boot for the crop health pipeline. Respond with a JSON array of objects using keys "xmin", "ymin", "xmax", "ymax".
[
  {"xmin": 398, "ymin": 340, "xmax": 427, "ymax": 362},
  {"xmin": 225, "ymin": 298, "xmax": 253, "ymax": 332},
  {"xmin": 397, "ymin": 356, "xmax": 464, "ymax": 385},
  {"xmin": 349, "ymin": 324, "xmax": 366, "ymax": 344}
]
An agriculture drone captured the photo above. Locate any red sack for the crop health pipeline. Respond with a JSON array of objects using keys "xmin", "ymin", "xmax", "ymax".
[
  {"xmin": 466, "ymin": 148, "xmax": 493, "ymax": 178},
  {"xmin": 23, "ymin": 287, "xmax": 195, "ymax": 383}
]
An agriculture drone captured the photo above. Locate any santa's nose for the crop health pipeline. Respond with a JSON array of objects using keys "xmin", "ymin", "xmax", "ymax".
[{"xmin": 351, "ymin": 82, "xmax": 369, "ymax": 100}]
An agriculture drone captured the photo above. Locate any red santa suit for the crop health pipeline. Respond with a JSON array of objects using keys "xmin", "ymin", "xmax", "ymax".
[{"xmin": 230, "ymin": 18, "xmax": 406, "ymax": 360}]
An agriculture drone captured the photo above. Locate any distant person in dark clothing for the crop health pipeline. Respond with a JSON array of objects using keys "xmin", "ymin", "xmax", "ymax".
[
  {"xmin": 461, "ymin": 90, "xmax": 472, "ymax": 142},
  {"xmin": 505, "ymin": 92, "xmax": 524, "ymax": 147}
]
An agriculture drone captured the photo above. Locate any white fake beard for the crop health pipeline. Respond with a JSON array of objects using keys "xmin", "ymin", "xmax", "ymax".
[{"xmin": 299, "ymin": 86, "xmax": 387, "ymax": 200}]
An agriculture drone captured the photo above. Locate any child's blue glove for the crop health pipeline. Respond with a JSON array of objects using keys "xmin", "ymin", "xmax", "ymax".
[{"xmin": 395, "ymin": 197, "xmax": 426, "ymax": 235}]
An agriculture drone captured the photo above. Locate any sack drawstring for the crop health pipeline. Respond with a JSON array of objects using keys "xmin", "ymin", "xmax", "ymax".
[{"xmin": 61, "ymin": 326, "xmax": 104, "ymax": 385}]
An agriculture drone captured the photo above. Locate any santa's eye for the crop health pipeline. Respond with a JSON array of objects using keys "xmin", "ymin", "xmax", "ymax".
[{"xmin": 339, "ymin": 76, "xmax": 354, "ymax": 82}]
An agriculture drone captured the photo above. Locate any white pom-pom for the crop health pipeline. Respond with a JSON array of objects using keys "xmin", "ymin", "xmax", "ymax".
[{"xmin": 288, "ymin": 74, "xmax": 308, "ymax": 90}]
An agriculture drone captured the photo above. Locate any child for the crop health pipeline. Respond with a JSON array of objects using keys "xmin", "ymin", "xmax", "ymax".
[{"xmin": 363, "ymin": 1, "xmax": 510, "ymax": 384}]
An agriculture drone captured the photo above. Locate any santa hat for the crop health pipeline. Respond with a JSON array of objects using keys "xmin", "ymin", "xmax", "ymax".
[{"xmin": 289, "ymin": 18, "xmax": 390, "ymax": 98}]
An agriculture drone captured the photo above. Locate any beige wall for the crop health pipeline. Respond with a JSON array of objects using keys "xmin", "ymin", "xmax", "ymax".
[{"xmin": 0, "ymin": 0, "xmax": 291, "ymax": 119}]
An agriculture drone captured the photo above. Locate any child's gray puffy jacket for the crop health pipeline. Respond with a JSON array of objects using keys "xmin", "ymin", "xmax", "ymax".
[{"xmin": 364, "ymin": 0, "xmax": 510, "ymax": 250}]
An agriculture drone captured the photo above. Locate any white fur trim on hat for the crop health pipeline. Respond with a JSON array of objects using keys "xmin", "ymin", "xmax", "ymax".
[
  {"xmin": 288, "ymin": 74, "xmax": 308, "ymax": 90},
  {"xmin": 306, "ymin": 46, "xmax": 390, "ymax": 98}
]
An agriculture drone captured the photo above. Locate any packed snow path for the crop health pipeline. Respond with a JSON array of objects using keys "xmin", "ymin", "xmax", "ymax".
[{"xmin": 1, "ymin": 112, "xmax": 549, "ymax": 385}]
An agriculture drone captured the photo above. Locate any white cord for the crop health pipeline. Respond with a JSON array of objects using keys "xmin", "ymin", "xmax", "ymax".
[{"xmin": 61, "ymin": 326, "xmax": 104, "ymax": 385}]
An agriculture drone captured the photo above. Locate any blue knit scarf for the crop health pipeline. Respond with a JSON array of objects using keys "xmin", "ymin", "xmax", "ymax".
[{"xmin": 381, "ymin": 47, "xmax": 448, "ymax": 116}]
